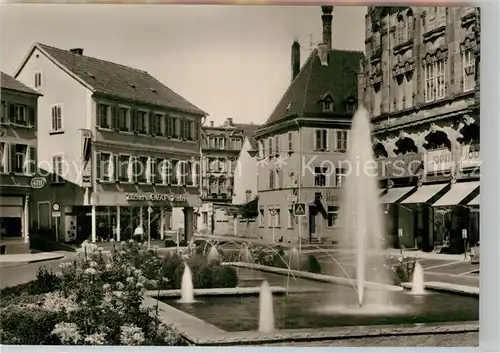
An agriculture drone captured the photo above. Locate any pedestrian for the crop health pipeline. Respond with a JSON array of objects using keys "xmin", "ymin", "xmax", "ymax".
[{"xmin": 134, "ymin": 225, "xmax": 144, "ymax": 242}]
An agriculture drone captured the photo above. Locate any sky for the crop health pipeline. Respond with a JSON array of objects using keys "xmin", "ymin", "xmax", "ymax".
[{"xmin": 0, "ymin": 4, "xmax": 366, "ymax": 126}]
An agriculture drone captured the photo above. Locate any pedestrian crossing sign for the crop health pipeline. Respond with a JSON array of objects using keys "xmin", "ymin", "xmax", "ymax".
[{"xmin": 293, "ymin": 202, "xmax": 306, "ymax": 216}]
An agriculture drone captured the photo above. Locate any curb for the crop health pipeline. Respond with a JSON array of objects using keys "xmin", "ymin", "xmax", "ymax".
[
  {"xmin": 400, "ymin": 281, "xmax": 479, "ymax": 296},
  {"xmin": 0, "ymin": 254, "xmax": 65, "ymax": 267}
]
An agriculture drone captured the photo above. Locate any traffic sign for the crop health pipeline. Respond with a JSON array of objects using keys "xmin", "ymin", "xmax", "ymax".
[
  {"xmin": 52, "ymin": 203, "xmax": 60, "ymax": 212},
  {"xmin": 148, "ymin": 206, "xmax": 153, "ymax": 214},
  {"xmin": 52, "ymin": 211, "xmax": 61, "ymax": 218},
  {"xmin": 462, "ymin": 229, "xmax": 468, "ymax": 239},
  {"xmin": 293, "ymin": 202, "xmax": 306, "ymax": 216}
]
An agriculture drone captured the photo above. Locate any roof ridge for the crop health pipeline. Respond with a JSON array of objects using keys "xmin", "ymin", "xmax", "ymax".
[
  {"xmin": 261, "ymin": 49, "xmax": 318, "ymax": 129},
  {"xmin": 36, "ymin": 42, "xmax": 148, "ymax": 75}
]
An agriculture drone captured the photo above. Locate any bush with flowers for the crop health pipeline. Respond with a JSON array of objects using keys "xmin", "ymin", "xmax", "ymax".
[
  {"xmin": 384, "ymin": 254, "xmax": 416, "ymax": 285},
  {"xmin": 0, "ymin": 240, "xmax": 238, "ymax": 345}
]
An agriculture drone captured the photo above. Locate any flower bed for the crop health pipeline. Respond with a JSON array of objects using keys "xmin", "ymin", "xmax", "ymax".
[{"xmin": 0, "ymin": 240, "xmax": 237, "ymax": 345}]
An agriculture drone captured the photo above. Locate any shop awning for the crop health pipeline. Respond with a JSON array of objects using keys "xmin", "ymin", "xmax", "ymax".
[
  {"xmin": 400, "ymin": 183, "xmax": 448, "ymax": 204},
  {"xmin": 379, "ymin": 186, "xmax": 415, "ymax": 204},
  {"xmin": 468, "ymin": 194, "xmax": 480, "ymax": 206},
  {"xmin": 432, "ymin": 181, "xmax": 480, "ymax": 207}
]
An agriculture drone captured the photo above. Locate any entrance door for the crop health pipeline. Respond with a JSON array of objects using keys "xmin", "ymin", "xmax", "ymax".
[{"xmin": 38, "ymin": 202, "xmax": 50, "ymax": 230}]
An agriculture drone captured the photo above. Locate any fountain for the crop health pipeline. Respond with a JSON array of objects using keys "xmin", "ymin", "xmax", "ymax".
[
  {"xmin": 258, "ymin": 280, "xmax": 274, "ymax": 333},
  {"xmin": 207, "ymin": 245, "xmax": 220, "ymax": 262},
  {"xmin": 239, "ymin": 244, "xmax": 253, "ymax": 263},
  {"xmin": 287, "ymin": 247, "xmax": 300, "ymax": 270},
  {"xmin": 411, "ymin": 261, "xmax": 426, "ymax": 295},
  {"xmin": 339, "ymin": 106, "xmax": 392, "ymax": 308},
  {"xmin": 179, "ymin": 263, "xmax": 195, "ymax": 303}
]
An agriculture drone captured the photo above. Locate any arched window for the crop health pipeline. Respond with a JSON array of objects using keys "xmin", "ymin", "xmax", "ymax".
[
  {"xmin": 397, "ymin": 15, "xmax": 405, "ymax": 44},
  {"xmin": 406, "ymin": 10, "xmax": 414, "ymax": 40}
]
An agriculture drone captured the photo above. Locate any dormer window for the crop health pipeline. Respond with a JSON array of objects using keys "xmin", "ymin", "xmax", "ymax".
[
  {"xmin": 320, "ymin": 93, "xmax": 334, "ymax": 112},
  {"xmin": 346, "ymin": 97, "xmax": 356, "ymax": 114}
]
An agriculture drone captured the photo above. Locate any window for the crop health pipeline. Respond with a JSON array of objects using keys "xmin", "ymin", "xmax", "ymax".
[
  {"xmin": 335, "ymin": 130, "xmax": 348, "ymax": 152},
  {"xmin": 314, "ymin": 167, "xmax": 328, "ymax": 186},
  {"xmin": 209, "ymin": 137, "xmax": 216, "ymax": 148},
  {"xmin": 275, "ymin": 169, "xmax": 283, "ymax": 189},
  {"xmin": 209, "ymin": 178, "xmax": 217, "ymax": 193},
  {"xmin": 287, "ymin": 209, "xmax": 295, "ymax": 229},
  {"xmin": 34, "ymin": 71, "xmax": 42, "ymax": 90},
  {"xmin": 327, "ymin": 206, "xmax": 339, "ymax": 228},
  {"xmin": 405, "ymin": 72, "xmax": 414, "ymax": 109},
  {"xmin": 166, "ymin": 117, "xmax": 175, "ymax": 137},
  {"xmin": 335, "ymin": 168, "xmax": 346, "ymax": 187},
  {"xmin": 315, "ymin": 129, "xmax": 328, "ymax": 150},
  {"xmin": 218, "ymin": 137, "xmax": 225, "ymax": 149},
  {"xmin": 268, "ymin": 208, "xmax": 274, "ymax": 228},
  {"xmin": 346, "ymin": 102, "xmax": 355, "ymax": 114},
  {"xmin": 97, "ymin": 153, "xmax": 112, "ymax": 182},
  {"xmin": 52, "ymin": 154, "xmax": 64, "ymax": 183},
  {"xmin": 268, "ymin": 170, "xmax": 275, "ymax": 189},
  {"xmin": 274, "ymin": 208, "xmax": 281, "ymax": 228},
  {"xmin": 259, "ymin": 209, "xmax": 265, "ymax": 227},
  {"xmin": 406, "ymin": 11, "xmax": 414, "ymax": 39},
  {"xmin": 0, "ymin": 101, "xmax": 5, "ymax": 124},
  {"xmin": 97, "ymin": 104, "xmax": 109, "ymax": 129},
  {"xmin": 119, "ymin": 155, "xmax": 130, "ymax": 182},
  {"xmin": 397, "ymin": 15, "xmax": 406, "ymax": 44},
  {"xmin": 268, "ymin": 137, "xmax": 273, "ymax": 156},
  {"xmin": 262, "ymin": 140, "xmax": 266, "ymax": 157},
  {"xmin": 7, "ymin": 104, "xmax": 30, "ymax": 126},
  {"xmin": 322, "ymin": 100, "xmax": 334, "ymax": 112},
  {"xmin": 0, "ymin": 142, "xmax": 5, "ymax": 172},
  {"xmin": 166, "ymin": 160, "xmax": 174, "ymax": 185},
  {"xmin": 137, "ymin": 111, "xmax": 147, "ymax": 134},
  {"xmin": 463, "ymin": 50, "xmax": 475, "ymax": 92},
  {"xmin": 137, "ymin": 156, "xmax": 148, "ymax": 182},
  {"xmin": 288, "ymin": 132, "xmax": 293, "ymax": 151},
  {"xmin": 118, "ymin": 107, "xmax": 130, "ymax": 132},
  {"xmin": 275, "ymin": 136, "xmax": 280, "ymax": 154},
  {"xmin": 231, "ymin": 138, "xmax": 242, "ymax": 150},
  {"xmin": 425, "ymin": 60, "xmax": 446, "ymax": 102}
]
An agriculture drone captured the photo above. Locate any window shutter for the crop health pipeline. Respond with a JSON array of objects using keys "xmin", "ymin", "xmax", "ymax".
[
  {"xmin": 149, "ymin": 113, "xmax": 155, "ymax": 135},
  {"xmin": 96, "ymin": 104, "xmax": 101, "ymax": 127},
  {"xmin": 29, "ymin": 147, "xmax": 36, "ymax": 175},
  {"xmin": 179, "ymin": 120, "xmax": 185, "ymax": 139},
  {"xmin": 132, "ymin": 156, "xmax": 138, "ymax": 183},
  {"xmin": 96, "ymin": 152, "xmax": 102, "ymax": 181},
  {"xmin": 8, "ymin": 104, "xmax": 15, "ymax": 123},
  {"xmin": 111, "ymin": 106, "xmax": 118, "ymax": 130},
  {"xmin": 131, "ymin": 109, "xmax": 137, "ymax": 132},
  {"xmin": 315, "ymin": 130, "xmax": 321, "ymax": 150},
  {"xmin": 9, "ymin": 144, "xmax": 16, "ymax": 173},
  {"xmin": 28, "ymin": 107, "xmax": 35, "ymax": 127},
  {"xmin": 113, "ymin": 154, "xmax": 119, "ymax": 181}
]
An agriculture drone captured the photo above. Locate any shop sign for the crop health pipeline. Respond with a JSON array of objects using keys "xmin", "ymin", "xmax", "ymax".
[
  {"xmin": 30, "ymin": 176, "xmax": 47, "ymax": 189},
  {"xmin": 382, "ymin": 153, "xmax": 423, "ymax": 179},
  {"xmin": 460, "ymin": 144, "xmax": 481, "ymax": 170},
  {"xmin": 81, "ymin": 129, "xmax": 93, "ymax": 188},
  {"xmin": 425, "ymin": 148, "xmax": 453, "ymax": 174},
  {"xmin": 125, "ymin": 193, "xmax": 187, "ymax": 202}
]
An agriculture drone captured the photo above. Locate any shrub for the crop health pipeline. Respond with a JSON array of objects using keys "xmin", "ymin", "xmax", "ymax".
[
  {"xmin": 211, "ymin": 266, "xmax": 238, "ymax": 288},
  {"xmin": 387, "ymin": 256, "xmax": 415, "ymax": 285}
]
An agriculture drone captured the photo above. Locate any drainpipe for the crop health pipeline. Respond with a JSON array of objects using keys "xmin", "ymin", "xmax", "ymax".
[{"xmin": 295, "ymin": 118, "xmax": 303, "ymax": 251}]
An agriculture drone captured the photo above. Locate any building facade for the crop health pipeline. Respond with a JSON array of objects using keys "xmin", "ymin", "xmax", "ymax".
[
  {"xmin": 195, "ymin": 118, "xmax": 259, "ymax": 235},
  {"xmin": 15, "ymin": 43, "xmax": 206, "ymax": 243},
  {"xmin": 0, "ymin": 71, "xmax": 41, "ymax": 254},
  {"xmin": 255, "ymin": 6, "xmax": 363, "ymax": 245},
  {"xmin": 361, "ymin": 7, "xmax": 480, "ymax": 253}
]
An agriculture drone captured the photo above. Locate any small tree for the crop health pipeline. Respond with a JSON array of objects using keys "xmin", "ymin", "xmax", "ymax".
[{"xmin": 240, "ymin": 196, "xmax": 259, "ymax": 220}]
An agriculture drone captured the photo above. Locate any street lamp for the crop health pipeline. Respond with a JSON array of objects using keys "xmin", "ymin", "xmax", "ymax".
[{"xmin": 269, "ymin": 208, "xmax": 277, "ymax": 244}]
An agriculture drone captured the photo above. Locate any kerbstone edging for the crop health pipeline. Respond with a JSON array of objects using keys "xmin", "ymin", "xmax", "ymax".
[
  {"xmin": 145, "ymin": 286, "xmax": 289, "ymax": 298},
  {"xmin": 224, "ymin": 262, "xmax": 404, "ymax": 292},
  {"xmin": 400, "ymin": 281, "xmax": 479, "ymax": 296}
]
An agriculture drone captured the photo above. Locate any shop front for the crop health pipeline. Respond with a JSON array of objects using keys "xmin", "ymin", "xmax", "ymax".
[
  {"xmin": 377, "ymin": 153, "xmax": 423, "ymax": 249},
  {"xmin": 0, "ymin": 183, "xmax": 31, "ymax": 254},
  {"xmin": 430, "ymin": 145, "xmax": 480, "ymax": 253},
  {"xmin": 88, "ymin": 190, "xmax": 201, "ymax": 243}
]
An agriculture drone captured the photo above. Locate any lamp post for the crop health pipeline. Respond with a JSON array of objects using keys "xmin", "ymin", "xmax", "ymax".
[{"xmin": 269, "ymin": 208, "xmax": 277, "ymax": 244}]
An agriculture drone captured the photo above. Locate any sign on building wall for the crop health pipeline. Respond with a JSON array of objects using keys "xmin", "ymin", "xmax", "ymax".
[
  {"xmin": 81, "ymin": 129, "xmax": 92, "ymax": 188},
  {"xmin": 425, "ymin": 148, "xmax": 454, "ymax": 174},
  {"xmin": 125, "ymin": 193, "xmax": 187, "ymax": 202},
  {"xmin": 381, "ymin": 153, "xmax": 423, "ymax": 179},
  {"xmin": 460, "ymin": 144, "xmax": 481, "ymax": 170}
]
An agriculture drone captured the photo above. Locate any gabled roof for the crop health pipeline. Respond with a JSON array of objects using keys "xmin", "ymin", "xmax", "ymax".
[
  {"xmin": 16, "ymin": 43, "xmax": 206, "ymax": 116},
  {"xmin": 0, "ymin": 71, "xmax": 41, "ymax": 95},
  {"xmin": 234, "ymin": 123, "xmax": 260, "ymax": 149},
  {"xmin": 259, "ymin": 48, "xmax": 363, "ymax": 132}
]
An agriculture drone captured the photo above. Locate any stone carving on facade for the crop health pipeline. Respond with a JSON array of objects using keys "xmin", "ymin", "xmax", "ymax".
[
  {"xmin": 460, "ymin": 7, "xmax": 477, "ymax": 28},
  {"xmin": 423, "ymin": 125, "xmax": 452, "ymax": 150},
  {"xmin": 393, "ymin": 130, "xmax": 419, "ymax": 155},
  {"xmin": 422, "ymin": 45, "xmax": 449, "ymax": 66},
  {"xmin": 456, "ymin": 114, "xmax": 479, "ymax": 145},
  {"xmin": 392, "ymin": 58, "xmax": 415, "ymax": 78},
  {"xmin": 459, "ymin": 35, "xmax": 477, "ymax": 54},
  {"xmin": 387, "ymin": 179, "xmax": 394, "ymax": 189},
  {"xmin": 369, "ymin": 62, "xmax": 383, "ymax": 86}
]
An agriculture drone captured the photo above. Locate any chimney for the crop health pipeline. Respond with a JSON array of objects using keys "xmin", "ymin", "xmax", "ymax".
[
  {"xmin": 321, "ymin": 6, "xmax": 333, "ymax": 50},
  {"xmin": 210, "ymin": 121, "xmax": 214, "ymax": 127},
  {"xmin": 226, "ymin": 117, "xmax": 233, "ymax": 126},
  {"xmin": 70, "ymin": 48, "xmax": 84, "ymax": 55},
  {"xmin": 317, "ymin": 43, "xmax": 329, "ymax": 66},
  {"xmin": 291, "ymin": 41, "xmax": 301, "ymax": 81}
]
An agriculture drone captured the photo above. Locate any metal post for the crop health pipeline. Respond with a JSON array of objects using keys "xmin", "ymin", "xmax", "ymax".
[
  {"xmin": 116, "ymin": 206, "xmax": 121, "ymax": 242},
  {"xmin": 298, "ymin": 215, "xmax": 302, "ymax": 252},
  {"xmin": 147, "ymin": 207, "xmax": 151, "ymax": 249},
  {"xmin": 91, "ymin": 205, "xmax": 96, "ymax": 243}
]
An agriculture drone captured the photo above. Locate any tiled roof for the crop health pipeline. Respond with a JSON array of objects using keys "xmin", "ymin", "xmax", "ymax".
[
  {"xmin": 1, "ymin": 71, "xmax": 40, "ymax": 95},
  {"xmin": 260, "ymin": 48, "xmax": 363, "ymax": 130},
  {"xmin": 35, "ymin": 43, "xmax": 206, "ymax": 116},
  {"xmin": 234, "ymin": 123, "xmax": 260, "ymax": 149}
]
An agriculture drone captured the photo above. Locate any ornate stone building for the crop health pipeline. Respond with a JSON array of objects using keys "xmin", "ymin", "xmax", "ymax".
[{"xmin": 360, "ymin": 7, "xmax": 480, "ymax": 253}]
